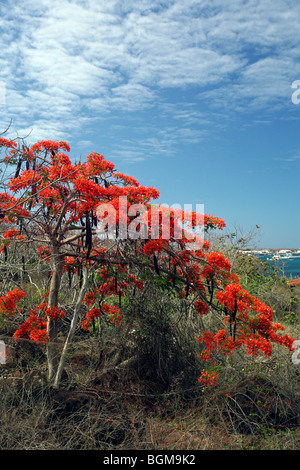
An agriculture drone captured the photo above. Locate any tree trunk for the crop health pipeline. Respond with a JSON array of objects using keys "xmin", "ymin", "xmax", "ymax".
[
  {"xmin": 47, "ymin": 247, "xmax": 64, "ymax": 382},
  {"xmin": 53, "ymin": 266, "xmax": 88, "ymax": 389}
]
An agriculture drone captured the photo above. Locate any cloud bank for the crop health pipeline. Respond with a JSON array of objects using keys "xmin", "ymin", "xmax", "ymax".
[{"xmin": 0, "ymin": 0, "xmax": 300, "ymax": 155}]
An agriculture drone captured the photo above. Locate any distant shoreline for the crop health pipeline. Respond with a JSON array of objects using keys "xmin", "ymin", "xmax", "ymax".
[
  {"xmin": 243, "ymin": 248, "xmax": 300, "ymax": 254},
  {"xmin": 245, "ymin": 249, "xmax": 300, "ymax": 279}
]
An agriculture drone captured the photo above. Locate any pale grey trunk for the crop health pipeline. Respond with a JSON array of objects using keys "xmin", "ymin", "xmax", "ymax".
[
  {"xmin": 46, "ymin": 247, "xmax": 64, "ymax": 382},
  {"xmin": 53, "ymin": 266, "xmax": 88, "ymax": 389}
]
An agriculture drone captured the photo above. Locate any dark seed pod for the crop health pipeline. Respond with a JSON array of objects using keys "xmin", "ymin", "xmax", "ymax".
[
  {"xmin": 153, "ymin": 254, "xmax": 160, "ymax": 275},
  {"xmin": 14, "ymin": 158, "xmax": 22, "ymax": 178},
  {"xmin": 85, "ymin": 214, "xmax": 92, "ymax": 259}
]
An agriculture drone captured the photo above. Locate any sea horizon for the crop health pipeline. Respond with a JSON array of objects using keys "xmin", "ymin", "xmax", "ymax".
[{"xmin": 252, "ymin": 251, "xmax": 300, "ymax": 280}]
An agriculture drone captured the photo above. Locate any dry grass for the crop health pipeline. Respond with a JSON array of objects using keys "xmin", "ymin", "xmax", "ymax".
[
  {"xmin": 1, "ymin": 309, "xmax": 300, "ymax": 451},
  {"xmin": 1, "ymin": 353, "xmax": 300, "ymax": 451}
]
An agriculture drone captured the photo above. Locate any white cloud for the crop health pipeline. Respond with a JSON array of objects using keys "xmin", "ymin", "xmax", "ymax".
[{"xmin": 1, "ymin": 0, "xmax": 300, "ymax": 150}]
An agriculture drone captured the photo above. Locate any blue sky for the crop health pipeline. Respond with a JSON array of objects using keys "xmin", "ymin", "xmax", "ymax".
[{"xmin": 1, "ymin": 0, "xmax": 300, "ymax": 248}]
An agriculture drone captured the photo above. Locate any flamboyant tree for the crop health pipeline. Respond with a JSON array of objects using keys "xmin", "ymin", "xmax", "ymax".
[{"xmin": 0, "ymin": 136, "xmax": 295, "ymax": 389}]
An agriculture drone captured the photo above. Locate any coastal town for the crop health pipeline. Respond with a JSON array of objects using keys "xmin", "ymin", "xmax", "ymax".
[{"xmin": 243, "ymin": 248, "xmax": 300, "ymax": 258}]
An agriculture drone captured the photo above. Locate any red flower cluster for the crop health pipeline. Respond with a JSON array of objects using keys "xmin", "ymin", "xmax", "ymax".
[
  {"xmin": 114, "ymin": 172, "xmax": 140, "ymax": 187},
  {"xmin": 38, "ymin": 245, "xmax": 52, "ymax": 263},
  {"xmin": 83, "ymin": 291, "xmax": 96, "ymax": 306},
  {"xmin": 48, "ymin": 153, "xmax": 75, "ymax": 182},
  {"xmin": 1, "ymin": 229, "xmax": 25, "ymax": 252},
  {"xmin": 143, "ymin": 239, "xmax": 166, "ymax": 256},
  {"xmin": 0, "ymin": 289, "xmax": 27, "ymax": 316},
  {"xmin": 0, "ymin": 137, "xmax": 17, "ymax": 148},
  {"xmin": 196, "ymin": 278, "xmax": 295, "ymax": 387},
  {"xmin": 204, "ymin": 215, "xmax": 226, "ymax": 231},
  {"xmin": 62, "ymin": 257, "xmax": 78, "ymax": 274},
  {"xmin": 81, "ymin": 307, "xmax": 102, "ymax": 331},
  {"xmin": 31, "ymin": 140, "xmax": 70, "ymax": 153},
  {"xmin": 127, "ymin": 273, "xmax": 144, "ymax": 290},
  {"xmin": 0, "ymin": 193, "xmax": 30, "ymax": 223},
  {"xmin": 202, "ymin": 251, "xmax": 231, "ymax": 279},
  {"xmin": 44, "ymin": 306, "xmax": 65, "ymax": 320},
  {"xmin": 198, "ymin": 369, "xmax": 219, "ymax": 387},
  {"xmin": 87, "ymin": 151, "xmax": 114, "ymax": 175},
  {"xmin": 81, "ymin": 303, "xmax": 122, "ymax": 331},
  {"xmin": 14, "ymin": 311, "xmax": 48, "ymax": 343},
  {"xmin": 3, "ymin": 229, "xmax": 20, "ymax": 239},
  {"xmin": 12, "ymin": 296, "xmax": 66, "ymax": 343},
  {"xmin": 8, "ymin": 169, "xmax": 41, "ymax": 193}
]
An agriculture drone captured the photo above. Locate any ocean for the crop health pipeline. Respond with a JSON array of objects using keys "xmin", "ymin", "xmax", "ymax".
[{"xmin": 255, "ymin": 253, "xmax": 300, "ymax": 280}]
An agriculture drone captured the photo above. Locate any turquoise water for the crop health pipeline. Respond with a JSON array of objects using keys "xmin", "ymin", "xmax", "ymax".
[{"xmin": 256, "ymin": 254, "xmax": 300, "ymax": 280}]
